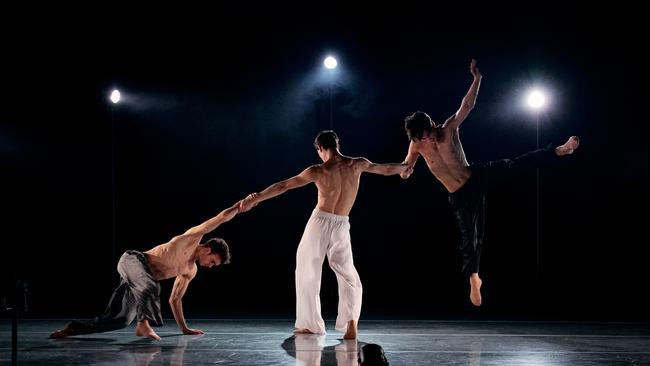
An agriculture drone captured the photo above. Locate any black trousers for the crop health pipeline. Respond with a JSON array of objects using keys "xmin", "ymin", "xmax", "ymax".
[{"xmin": 448, "ymin": 146, "xmax": 557, "ymax": 278}]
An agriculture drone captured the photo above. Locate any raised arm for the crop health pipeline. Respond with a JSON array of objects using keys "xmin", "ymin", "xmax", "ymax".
[
  {"xmin": 358, "ymin": 157, "xmax": 411, "ymax": 176},
  {"xmin": 240, "ymin": 166, "xmax": 318, "ymax": 211},
  {"xmin": 183, "ymin": 201, "xmax": 241, "ymax": 236},
  {"xmin": 442, "ymin": 59, "xmax": 482, "ymax": 129}
]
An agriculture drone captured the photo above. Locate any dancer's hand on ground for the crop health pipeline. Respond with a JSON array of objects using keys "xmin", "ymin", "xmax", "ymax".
[
  {"xmin": 182, "ymin": 328, "xmax": 205, "ymax": 335},
  {"xmin": 470, "ymin": 59, "xmax": 481, "ymax": 79}
]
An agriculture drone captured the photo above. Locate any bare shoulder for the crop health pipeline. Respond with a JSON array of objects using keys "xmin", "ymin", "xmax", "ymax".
[
  {"xmin": 441, "ymin": 123, "xmax": 458, "ymax": 135},
  {"xmin": 408, "ymin": 140, "xmax": 422, "ymax": 153},
  {"xmin": 442, "ymin": 124, "xmax": 461, "ymax": 142},
  {"xmin": 351, "ymin": 156, "xmax": 370, "ymax": 167},
  {"xmin": 308, "ymin": 164, "xmax": 322, "ymax": 171},
  {"xmin": 304, "ymin": 164, "xmax": 322, "ymax": 176},
  {"xmin": 183, "ymin": 263, "xmax": 198, "ymax": 279},
  {"xmin": 169, "ymin": 232, "xmax": 202, "ymax": 248}
]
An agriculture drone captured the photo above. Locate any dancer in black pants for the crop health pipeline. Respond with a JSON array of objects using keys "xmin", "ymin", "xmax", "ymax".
[{"xmin": 400, "ymin": 59, "xmax": 580, "ymax": 306}]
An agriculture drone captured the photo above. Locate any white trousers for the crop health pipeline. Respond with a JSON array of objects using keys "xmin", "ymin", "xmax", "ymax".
[{"xmin": 295, "ymin": 209, "xmax": 363, "ymax": 334}]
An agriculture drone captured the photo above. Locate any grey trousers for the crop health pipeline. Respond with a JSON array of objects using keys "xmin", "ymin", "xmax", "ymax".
[{"xmin": 67, "ymin": 250, "xmax": 163, "ymax": 335}]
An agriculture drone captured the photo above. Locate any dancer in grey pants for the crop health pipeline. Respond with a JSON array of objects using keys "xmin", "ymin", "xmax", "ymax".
[
  {"xmin": 64, "ymin": 250, "xmax": 164, "ymax": 335},
  {"xmin": 50, "ymin": 201, "xmax": 241, "ymax": 340}
]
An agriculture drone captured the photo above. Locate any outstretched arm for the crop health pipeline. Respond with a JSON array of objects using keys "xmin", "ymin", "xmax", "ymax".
[
  {"xmin": 184, "ymin": 201, "xmax": 241, "ymax": 236},
  {"xmin": 240, "ymin": 166, "xmax": 317, "ymax": 211},
  {"xmin": 359, "ymin": 158, "xmax": 411, "ymax": 176},
  {"xmin": 442, "ymin": 59, "xmax": 482, "ymax": 129}
]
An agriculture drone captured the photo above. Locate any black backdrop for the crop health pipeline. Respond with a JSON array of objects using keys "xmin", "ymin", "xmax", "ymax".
[{"xmin": 3, "ymin": 7, "xmax": 648, "ymax": 322}]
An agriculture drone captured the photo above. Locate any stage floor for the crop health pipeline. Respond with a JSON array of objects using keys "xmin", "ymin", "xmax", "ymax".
[{"xmin": 2, "ymin": 319, "xmax": 649, "ymax": 365}]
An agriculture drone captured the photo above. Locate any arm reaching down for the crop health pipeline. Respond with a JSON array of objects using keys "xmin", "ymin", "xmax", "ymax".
[{"xmin": 169, "ymin": 268, "xmax": 204, "ymax": 335}]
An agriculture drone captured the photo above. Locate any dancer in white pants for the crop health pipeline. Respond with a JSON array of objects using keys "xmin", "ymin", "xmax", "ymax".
[
  {"xmin": 241, "ymin": 130, "xmax": 410, "ymax": 339},
  {"xmin": 297, "ymin": 209, "xmax": 359, "ymax": 335}
]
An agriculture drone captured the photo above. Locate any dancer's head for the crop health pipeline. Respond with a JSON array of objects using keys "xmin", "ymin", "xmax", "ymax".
[
  {"xmin": 314, "ymin": 130, "xmax": 340, "ymax": 162},
  {"xmin": 404, "ymin": 111, "xmax": 435, "ymax": 141},
  {"xmin": 197, "ymin": 237, "xmax": 231, "ymax": 267}
]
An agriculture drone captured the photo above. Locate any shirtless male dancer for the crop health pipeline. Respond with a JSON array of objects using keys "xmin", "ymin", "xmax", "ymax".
[
  {"xmin": 50, "ymin": 202, "xmax": 240, "ymax": 340},
  {"xmin": 401, "ymin": 59, "xmax": 579, "ymax": 306},
  {"xmin": 240, "ymin": 131, "xmax": 410, "ymax": 339}
]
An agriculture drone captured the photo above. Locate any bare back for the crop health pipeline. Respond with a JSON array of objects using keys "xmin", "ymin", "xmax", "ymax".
[
  {"xmin": 143, "ymin": 234, "xmax": 200, "ymax": 281},
  {"xmin": 313, "ymin": 156, "xmax": 365, "ymax": 216},
  {"xmin": 410, "ymin": 125, "xmax": 472, "ymax": 193}
]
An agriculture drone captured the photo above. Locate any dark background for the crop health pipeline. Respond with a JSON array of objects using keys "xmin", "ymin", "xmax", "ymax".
[{"xmin": 3, "ymin": 6, "xmax": 648, "ymax": 322}]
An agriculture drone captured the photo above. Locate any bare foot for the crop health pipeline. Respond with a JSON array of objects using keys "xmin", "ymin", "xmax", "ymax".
[
  {"xmin": 49, "ymin": 325, "xmax": 73, "ymax": 339},
  {"xmin": 294, "ymin": 328, "xmax": 315, "ymax": 334},
  {"xmin": 469, "ymin": 274, "xmax": 483, "ymax": 307},
  {"xmin": 135, "ymin": 321, "xmax": 161, "ymax": 341},
  {"xmin": 555, "ymin": 136, "xmax": 580, "ymax": 156},
  {"xmin": 343, "ymin": 320, "xmax": 357, "ymax": 340}
]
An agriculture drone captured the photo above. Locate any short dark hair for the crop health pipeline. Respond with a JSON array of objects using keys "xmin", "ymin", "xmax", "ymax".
[
  {"xmin": 202, "ymin": 237, "xmax": 231, "ymax": 265},
  {"xmin": 314, "ymin": 130, "xmax": 339, "ymax": 150},
  {"xmin": 404, "ymin": 111, "xmax": 433, "ymax": 141}
]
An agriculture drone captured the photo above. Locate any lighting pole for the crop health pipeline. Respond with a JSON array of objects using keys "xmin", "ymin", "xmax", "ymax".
[
  {"xmin": 526, "ymin": 89, "xmax": 547, "ymax": 280},
  {"xmin": 323, "ymin": 56, "xmax": 338, "ymax": 130},
  {"xmin": 109, "ymin": 89, "xmax": 120, "ymax": 272}
]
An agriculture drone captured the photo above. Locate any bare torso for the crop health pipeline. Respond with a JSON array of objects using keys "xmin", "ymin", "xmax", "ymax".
[
  {"xmin": 143, "ymin": 234, "xmax": 200, "ymax": 281},
  {"xmin": 313, "ymin": 156, "xmax": 365, "ymax": 216},
  {"xmin": 411, "ymin": 125, "xmax": 472, "ymax": 193}
]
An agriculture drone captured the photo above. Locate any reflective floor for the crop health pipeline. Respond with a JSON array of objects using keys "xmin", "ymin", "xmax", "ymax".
[{"xmin": 1, "ymin": 319, "xmax": 649, "ymax": 365}]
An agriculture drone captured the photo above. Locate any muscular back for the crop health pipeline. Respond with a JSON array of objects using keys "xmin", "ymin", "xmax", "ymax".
[
  {"xmin": 410, "ymin": 125, "xmax": 472, "ymax": 193},
  {"xmin": 249, "ymin": 150, "xmax": 406, "ymax": 216},
  {"xmin": 313, "ymin": 156, "xmax": 365, "ymax": 216},
  {"xmin": 144, "ymin": 234, "xmax": 200, "ymax": 281}
]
